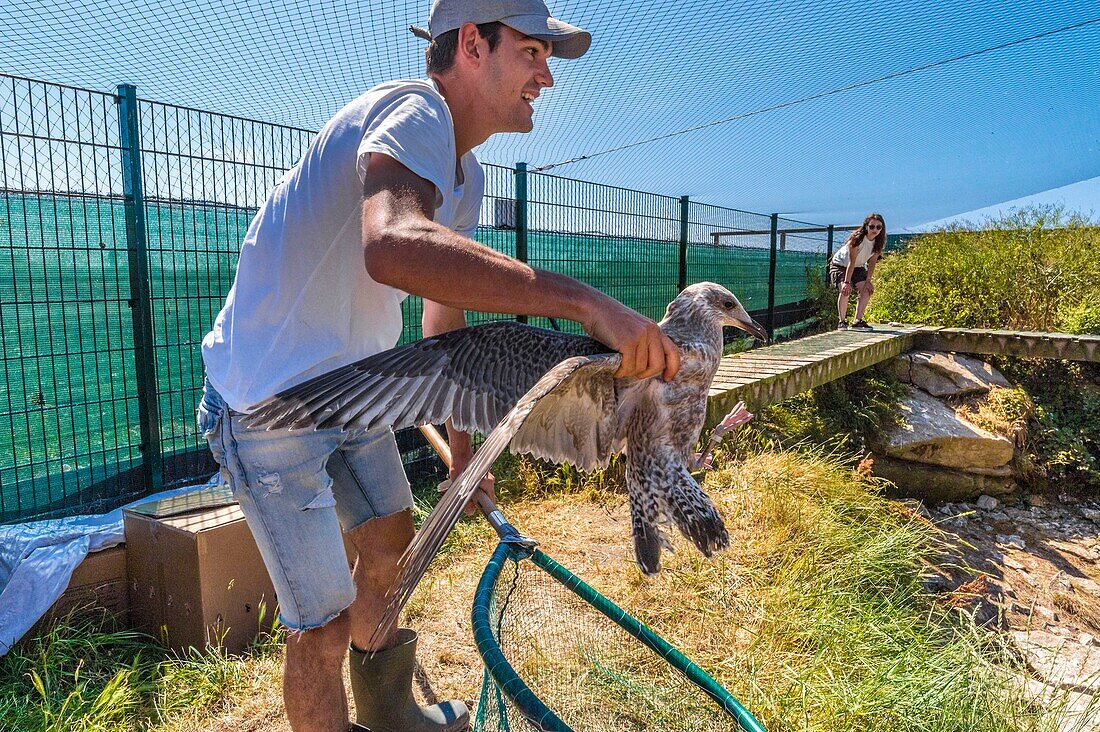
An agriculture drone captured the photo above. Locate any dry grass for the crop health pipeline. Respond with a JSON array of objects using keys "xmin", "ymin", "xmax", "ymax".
[{"xmin": 4, "ymin": 448, "xmax": 1088, "ymax": 731}]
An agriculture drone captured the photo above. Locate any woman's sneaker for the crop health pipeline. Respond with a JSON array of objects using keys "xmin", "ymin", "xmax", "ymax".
[
  {"xmin": 851, "ymin": 320, "xmax": 873, "ymax": 331},
  {"xmin": 837, "ymin": 320, "xmax": 849, "ymax": 330}
]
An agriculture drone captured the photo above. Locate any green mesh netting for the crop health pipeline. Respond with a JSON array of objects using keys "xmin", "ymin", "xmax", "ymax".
[{"xmin": 472, "ymin": 544, "xmax": 765, "ymax": 732}]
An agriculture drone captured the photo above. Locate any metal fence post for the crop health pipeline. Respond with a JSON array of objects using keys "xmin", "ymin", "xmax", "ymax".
[
  {"xmin": 515, "ymin": 162, "xmax": 528, "ymax": 323},
  {"xmin": 826, "ymin": 224, "xmax": 835, "ymax": 284},
  {"xmin": 767, "ymin": 213, "xmax": 778, "ymax": 340},
  {"xmin": 116, "ymin": 84, "xmax": 163, "ymax": 495},
  {"xmin": 678, "ymin": 196, "xmax": 689, "ymax": 291}
]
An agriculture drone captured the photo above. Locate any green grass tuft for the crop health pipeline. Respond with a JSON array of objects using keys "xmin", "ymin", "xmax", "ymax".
[
  {"xmin": 0, "ymin": 608, "xmax": 284, "ymax": 732},
  {"xmin": 867, "ymin": 205, "xmax": 1099, "ymax": 333}
]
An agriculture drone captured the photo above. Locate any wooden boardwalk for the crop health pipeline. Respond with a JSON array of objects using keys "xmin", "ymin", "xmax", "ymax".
[{"xmin": 705, "ymin": 325, "xmax": 1100, "ymax": 424}]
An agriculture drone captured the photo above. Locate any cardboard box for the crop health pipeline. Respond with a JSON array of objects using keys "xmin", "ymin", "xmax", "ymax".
[
  {"xmin": 41, "ymin": 545, "xmax": 130, "ymax": 625},
  {"xmin": 124, "ymin": 486, "xmax": 277, "ymax": 653}
]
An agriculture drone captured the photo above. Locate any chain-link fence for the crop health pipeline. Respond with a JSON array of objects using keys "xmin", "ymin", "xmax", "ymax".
[{"xmin": 2, "ymin": 74, "xmax": 849, "ymax": 524}]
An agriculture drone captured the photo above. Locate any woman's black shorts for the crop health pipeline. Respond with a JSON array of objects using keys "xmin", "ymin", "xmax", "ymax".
[{"xmin": 828, "ymin": 264, "xmax": 868, "ymax": 288}]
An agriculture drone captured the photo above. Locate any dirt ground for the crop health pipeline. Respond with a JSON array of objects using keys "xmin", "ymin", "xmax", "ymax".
[
  {"xmin": 918, "ymin": 493, "xmax": 1100, "ymax": 728},
  {"xmin": 170, "ymin": 499, "xmax": 643, "ymax": 732}
]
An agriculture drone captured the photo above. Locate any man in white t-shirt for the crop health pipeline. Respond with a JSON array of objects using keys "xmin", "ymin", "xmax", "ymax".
[{"xmin": 198, "ymin": 1, "xmax": 681, "ymax": 730}]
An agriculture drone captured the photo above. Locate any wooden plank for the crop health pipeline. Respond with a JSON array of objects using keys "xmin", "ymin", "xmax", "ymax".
[
  {"xmin": 913, "ymin": 328, "xmax": 1100, "ymax": 362},
  {"xmin": 716, "ymin": 364, "xmax": 787, "ymax": 374},
  {"xmin": 722, "ymin": 358, "xmax": 810, "ymax": 369},
  {"xmin": 707, "ymin": 324, "xmax": 1091, "ymax": 430},
  {"xmin": 731, "ymin": 356, "xmax": 821, "ymax": 367},
  {"xmin": 706, "ymin": 327, "xmax": 921, "ymax": 423}
]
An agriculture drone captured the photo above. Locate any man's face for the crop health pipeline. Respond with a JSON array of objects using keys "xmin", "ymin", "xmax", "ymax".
[{"xmin": 480, "ymin": 25, "xmax": 554, "ymax": 134}]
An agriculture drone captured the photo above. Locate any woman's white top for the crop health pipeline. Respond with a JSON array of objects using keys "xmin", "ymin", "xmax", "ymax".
[{"xmin": 831, "ymin": 236, "xmax": 877, "ymax": 268}]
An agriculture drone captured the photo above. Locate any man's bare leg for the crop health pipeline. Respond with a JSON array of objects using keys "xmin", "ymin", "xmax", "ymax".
[
  {"xmin": 284, "ymin": 611, "xmax": 352, "ymax": 732},
  {"xmin": 281, "ymin": 510, "xmax": 412, "ymax": 732},
  {"xmin": 346, "ymin": 509, "xmax": 416, "ymax": 651}
]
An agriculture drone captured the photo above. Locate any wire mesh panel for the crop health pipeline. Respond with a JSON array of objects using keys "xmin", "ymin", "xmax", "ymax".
[
  {"xmin": 685, "ymin": 203, "xmax": 776, "ymax": 314},
  {"xmin": 0, "ymin": 75, "xmax": 139, "ymax": 522},
  {"xmin": 473, "ymin": 545, "xmax": 761, "ymax": 732},
  {"xmin": 1, "ymin": 75, "xmax": 843, "ymax": 524},
  {"xmin": 774, "ymin": 217, "xmax": 831, "ymax": 311},
  {"xmin": 525, "ymin": 171, "xmax": 682, "ymax": 330},
  {"xmin": 134, "ymin": 96, "xmax": 314, "ymax": 488}
]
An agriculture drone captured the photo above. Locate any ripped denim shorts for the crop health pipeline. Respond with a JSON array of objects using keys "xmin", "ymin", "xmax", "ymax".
[{"xmin": 197, "ymin": 378, "xmax": 413, "ymax": 631}]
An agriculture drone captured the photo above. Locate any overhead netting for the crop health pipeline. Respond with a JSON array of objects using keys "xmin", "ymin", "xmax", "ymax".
[
  {"xmin": 472, "ymin": 544, "xmax": 765, "ymax": 732},
  {"xmin": 2, "ymin": 0, "xmax": 1096, "ymax": 223}
]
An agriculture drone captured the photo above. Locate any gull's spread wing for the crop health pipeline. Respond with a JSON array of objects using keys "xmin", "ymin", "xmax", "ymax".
[{"xmin": 243, "ymin": 321, "xmax": 611, "ymax": 435}]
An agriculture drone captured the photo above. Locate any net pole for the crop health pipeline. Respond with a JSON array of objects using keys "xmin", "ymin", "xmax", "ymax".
[
  {"xmin": 766, "ymin": 213, "xmax": 778, "ymax": 340},
  {"xmin": 678, "ymin": 195, "xmax": 689, "ymax": 291},
  {"xmin": 515, "ymin": 162, "xmax": 528, "ymax": 324}
]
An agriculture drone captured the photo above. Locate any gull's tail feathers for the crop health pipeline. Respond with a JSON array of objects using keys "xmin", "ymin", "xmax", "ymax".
[
  {"xmin": 663, "ymin": 466, "xmax": 729, "ymax": 558},
  {"xmin": 629, "ymin": 499, "xmax": 674, "ymax": 576}
]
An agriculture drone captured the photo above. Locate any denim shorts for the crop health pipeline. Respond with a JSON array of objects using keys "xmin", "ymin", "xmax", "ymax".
[
  {"xmin": 197, "ymin": 379, "xmax": 413, "ymax": 631},
  {"xmin": 827, "ymin": 264, "xmax": 868, "ymax": 288}
]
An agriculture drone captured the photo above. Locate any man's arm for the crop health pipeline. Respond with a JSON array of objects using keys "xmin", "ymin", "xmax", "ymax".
[
  {"xmin": 361, "ymin": 153, "xmax": 680, "ymax": 381},
  {"xmin": 420, "ymin": 299, "xmax": 471, "ymax": 460}
]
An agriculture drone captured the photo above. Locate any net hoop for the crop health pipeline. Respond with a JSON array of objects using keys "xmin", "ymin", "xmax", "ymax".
[{"xmin": 471, "ymin": 542, "xmax": 768, "ymax": 732}]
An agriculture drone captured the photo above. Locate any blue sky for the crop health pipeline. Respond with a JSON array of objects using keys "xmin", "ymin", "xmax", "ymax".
[{"xmin": 2, "ymin": 0, "xmax": 1098, "ymax": 229}]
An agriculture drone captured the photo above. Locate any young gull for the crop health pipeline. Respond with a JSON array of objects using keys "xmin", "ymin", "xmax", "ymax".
[{"xmin": 245, "ymin": 282, "xmax": 766, "ymax": 640}]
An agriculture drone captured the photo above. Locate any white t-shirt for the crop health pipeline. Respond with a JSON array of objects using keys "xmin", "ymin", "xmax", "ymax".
[
  {"xmin": 831, "ymin": 236, "xmax": 877, "ymax": 269},
  {"xmin": 201, "ymin": 80, "xmax": 484, "ymax": 412}
]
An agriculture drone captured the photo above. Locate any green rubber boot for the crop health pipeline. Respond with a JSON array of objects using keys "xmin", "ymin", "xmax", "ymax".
[{"xmin": 348, "ymin": 629, "xmax": 469, "ymax": 732}]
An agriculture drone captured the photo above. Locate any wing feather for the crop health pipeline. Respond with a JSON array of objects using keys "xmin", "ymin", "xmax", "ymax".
[
  {"xmin": 510, "ymin": 368, "xmax": 631, "ymax": 471},
  {"xmin": 243, "ymin": 321, "xmax": 611, "ymax": 434}
]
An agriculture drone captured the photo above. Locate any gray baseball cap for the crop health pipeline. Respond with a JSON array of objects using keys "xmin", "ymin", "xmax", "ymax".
[{"xmin": 411, "ymin": 0, "xmax": 591, "ymax": 59}]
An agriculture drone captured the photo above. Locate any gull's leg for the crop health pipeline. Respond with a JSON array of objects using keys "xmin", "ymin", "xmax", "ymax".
[{"xmin": 694, "ymin": 401, "xmax": 753, "ymax": 471}]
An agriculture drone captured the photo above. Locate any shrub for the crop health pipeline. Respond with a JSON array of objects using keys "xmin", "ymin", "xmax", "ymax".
[
  {"xmin": 868, "ymin": 205, "xmax": 1100, "ymax": 332},
  {"xmin": 1057, "ymin": 299, "xmax": 1100, "ymax": 335},
  {"xmin": 995, "ymin": 358, "xmax": 1100, "ymax": 493}
]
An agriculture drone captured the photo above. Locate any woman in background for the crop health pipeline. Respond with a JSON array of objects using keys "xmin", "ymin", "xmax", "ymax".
[{"xmin": 829, "ymin": 213, "xmax": 886, "ymax": 331}]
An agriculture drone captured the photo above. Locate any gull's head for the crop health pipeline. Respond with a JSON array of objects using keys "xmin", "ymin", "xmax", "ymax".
[{"xmin": 677, "ymin": 282, "xmax": 769, "ymax": 342}]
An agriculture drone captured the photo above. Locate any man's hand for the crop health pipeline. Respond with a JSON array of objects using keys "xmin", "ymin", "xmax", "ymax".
[
  {"xmin": 840, "ymin": 281, "xmax": 852, "ymax": 297},
  {"xmin": 857, "ymin": 279, "xmax": 874, "ymax": 295},
  {"xmin": 583, "ymin": 300, "xmax": 681, "ymax": 382}
]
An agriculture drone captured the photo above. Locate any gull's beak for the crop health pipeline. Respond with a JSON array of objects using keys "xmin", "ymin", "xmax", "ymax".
[{"xmin": 729, "ymin": 311, "xmax": 769, "ymax": 343}]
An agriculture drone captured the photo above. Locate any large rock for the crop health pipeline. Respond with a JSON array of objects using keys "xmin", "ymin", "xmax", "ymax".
[
  {"xmin": 892, "ymin": 351, "xmax": 1011, "ymax": 397},
  {"xmin": 874, "ymin": 455, "xmax": 1016, "ymax": 502},
  {"xmin": 1013, "ymin": 629, "xmax": 1100, "ymax": 693},
  {"xmin": 1015, "ymin": 675, "xmax": 1098, "ymax": 732},
  {"xmin": 884, "ymin": 386, "xmax": 1015, "ymax": 468}
]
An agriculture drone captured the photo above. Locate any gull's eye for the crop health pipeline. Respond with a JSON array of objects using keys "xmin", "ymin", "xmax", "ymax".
[{"xmin": 722, "ymin": 300, "xmax": 735, "ymax": 309}]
